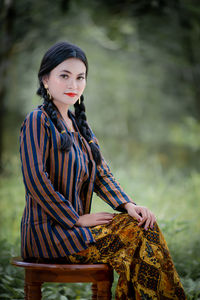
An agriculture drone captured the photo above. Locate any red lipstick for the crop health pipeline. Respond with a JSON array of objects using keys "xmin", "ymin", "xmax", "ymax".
[{"xmin": 64, "ymin": 93, "xmax": 77, "ymax": 97}]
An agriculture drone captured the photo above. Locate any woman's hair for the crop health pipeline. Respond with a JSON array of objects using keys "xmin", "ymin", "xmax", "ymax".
[{"xmin": 37, "ymin": 41, "xmax": 102, "ymax": 165}]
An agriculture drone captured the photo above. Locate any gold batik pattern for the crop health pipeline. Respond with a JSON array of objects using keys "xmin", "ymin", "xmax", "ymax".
[{"xmin": 67, "ymin": 213, "xmax": 186, "ymax": 300}]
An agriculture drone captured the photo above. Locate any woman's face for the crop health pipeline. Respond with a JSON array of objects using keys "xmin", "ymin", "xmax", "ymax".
[{"xmin": 43, "ymin": 57, "xmax": 87, "ymax": 108}]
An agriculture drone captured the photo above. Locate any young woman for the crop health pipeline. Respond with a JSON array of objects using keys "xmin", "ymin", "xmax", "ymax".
[{"xmin": 19, "ymin": 41, "xmax": 186, "ymax": 299}]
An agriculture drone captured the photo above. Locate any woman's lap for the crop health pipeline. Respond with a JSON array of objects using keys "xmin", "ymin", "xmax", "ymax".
[{"xmin": 67, "ymin": 213, "xmax": 186, "ymax": 299}]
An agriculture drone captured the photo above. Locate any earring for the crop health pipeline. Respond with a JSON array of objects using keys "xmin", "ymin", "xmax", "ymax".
[
  {"xmin": 44, "ymin": 84, "xmax": 52, "ymax": 100},
  {"xmin": 47, "ymin": 89, "xmax": 52, "ymax": 100},
  {"xmin": 78, "ymin": 97, "xmax": 81, "ymax": 105}
]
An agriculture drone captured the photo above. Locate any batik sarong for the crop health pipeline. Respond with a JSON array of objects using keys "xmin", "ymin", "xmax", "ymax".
[{"xmin": 67, "ymin": 213, "xmax": 186, "ymax": 300}]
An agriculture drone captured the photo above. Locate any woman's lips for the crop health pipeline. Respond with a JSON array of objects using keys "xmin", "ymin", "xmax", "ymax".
[{"xmin": 64, "ymin": 93, "xmax": 77, "ymax": 97}]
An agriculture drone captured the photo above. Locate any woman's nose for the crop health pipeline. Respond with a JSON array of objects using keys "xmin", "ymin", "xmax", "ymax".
[{"xmin": 67, "ymin": 78, "xmax": 77, "ymax": 89}]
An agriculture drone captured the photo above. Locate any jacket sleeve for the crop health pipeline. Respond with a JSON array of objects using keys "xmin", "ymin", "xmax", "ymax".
[
  {"xmin": 90, "ymin": 130, "xmax": 136, "ymax": 211},
  {"xmin": 20, "ymin": 110, "xmax": 79, "ymax": 228}
]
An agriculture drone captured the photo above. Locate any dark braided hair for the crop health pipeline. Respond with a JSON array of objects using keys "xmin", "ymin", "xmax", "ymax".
[
  {"xmin": 74, "ymin": 94, "xmax": 102, "ymax": 165},
  {"xmin": 36, "ymin": 41, "xmax": 102, "ymax": 165}
]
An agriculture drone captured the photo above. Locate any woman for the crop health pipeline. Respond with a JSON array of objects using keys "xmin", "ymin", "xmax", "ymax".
[{"xmin": 19, "ymin": 41, "xmax": 186, "ymax": 299}]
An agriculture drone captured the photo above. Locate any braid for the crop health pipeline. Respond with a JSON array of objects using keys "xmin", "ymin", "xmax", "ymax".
[
  {"xmin": 37, "ymin": 81, "xmax": 72, "ymax": 152},
  {"xmin": 74, "ymin": 95, "xmax": 102, "ymax": 166}
]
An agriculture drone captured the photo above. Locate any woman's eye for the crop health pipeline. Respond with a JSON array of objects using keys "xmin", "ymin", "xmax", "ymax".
[
  {"xmin": 60, "ymin": 74, "xmax": 68, "ymax": 78},
  {"xmin": 77, "ymin": 76, "xmax": 85, "ymax": 80}
]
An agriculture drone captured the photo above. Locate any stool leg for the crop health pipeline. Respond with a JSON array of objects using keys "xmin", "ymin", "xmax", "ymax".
[
  {"xmin": 24, "ymin": 269, "xmax": 42, "ymax": 300},
  {"xmin": 97, "ymin": 281, "xmax": 112, "ymax": 300},
  {"xmin": 25, "ymin": 282, "xmax": 42, "ymax": 300},
  {"xmin": 91, "ymin": 283, "xmax": 98, "ymax": 299}
]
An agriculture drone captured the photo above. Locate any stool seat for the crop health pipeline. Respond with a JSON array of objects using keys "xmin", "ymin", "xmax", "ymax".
[{"xmin": 11, "ymin": 257, "xmax": 113, "ymax": 300}]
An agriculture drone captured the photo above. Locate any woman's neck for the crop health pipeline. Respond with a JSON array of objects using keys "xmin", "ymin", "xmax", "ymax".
[
  {"xmin": 53, "ymin": 100, "xmax": 70, "ymax": 120},
  {"xmin": 53, "ymin": 100, "xmax": 75, "ymax": 132}
]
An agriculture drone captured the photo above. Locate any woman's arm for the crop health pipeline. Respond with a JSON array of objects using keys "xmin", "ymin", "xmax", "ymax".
[
  {"xmin": 20, "ymin": 110, "xmax": 79, "ymax": 229},
  {"xmin": 94, "ymin": 155, "xmax": 133, "ymax": 207},
  {"xmin": 89, "ymin": 131, "xmax": 134, "ymax": 209},
  {"xmin": 89, "ymin": 129, "xmax": 156, "ymax": 229}
]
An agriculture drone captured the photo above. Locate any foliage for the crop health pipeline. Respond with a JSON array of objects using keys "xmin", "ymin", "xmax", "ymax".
[
  {"xmin": 42, "ymin": 283, "xmax": 91, "ymax": 300},
  {"xmin": 0, "ymin": 240, "xmax": 24, "ymax": 300}
]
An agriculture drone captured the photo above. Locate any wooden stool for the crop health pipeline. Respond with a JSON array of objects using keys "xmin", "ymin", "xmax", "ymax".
[{"xmin": 11, "ymin": 257, "xmax": 113, "ymax": 300}]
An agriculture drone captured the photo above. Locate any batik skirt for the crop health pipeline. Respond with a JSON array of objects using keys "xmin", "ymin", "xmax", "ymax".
[{"xmin": 67, "ymin": 213, "xmax": 186, "ymax": 300}]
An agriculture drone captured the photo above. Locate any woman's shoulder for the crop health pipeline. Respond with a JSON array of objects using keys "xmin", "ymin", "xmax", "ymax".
[
  {"xmin": 21, "ymin": 105, "xmax": 50, "ymax": 129},
  {"xmin": 25, "ymin": 105, "xmax": 49, "ymax": 121}
]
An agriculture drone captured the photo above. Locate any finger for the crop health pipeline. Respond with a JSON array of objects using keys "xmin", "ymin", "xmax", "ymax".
[
  {"xmin": 98, "ymin": 214, "xmax": 114, "ymax": 220},
  {"xmin": 144, "ymin": 217, "xmax": 151, "ymax": 231},
  {"xmin": 96, "ymin": 217, "xmax": 114, "ymax": 223},
  {"xmin": 150, "ymin": 214, "xmax": 154, "ymax": 229},
  {"xmin": 137, "ymin": 208, "xmax": 148, "ymax": 226},
  {"xmin": 130, "ymin": 210, "xmax": 143, "ymax": 222},
  {"xmin": 136, "ymin": 215, "xmax": 143, "ymax": 223},
  {"xmin": 98, "ymin": 218, "xmax": 114, "ymax": 223},
  {"xmin": 96, "ymin": 212, "xmax": 114, "ymax": 218},
  {"xmin": 137, "ymin": 207, "xmax": 147, "ymax": 219},
  {"xmin": 138, "ymin": 217, "xmax": 147, "ymax": 227},
  {"xmin": 150, "ymin": 214, "xmax": 156, "ymax": 229},
  {"xmin": 142, "ymin": 209, "xmax": 151, "ymax": 230},
  {"xmin": 95, "ymin": 220, "xmax": 113, "ymax": 226}
]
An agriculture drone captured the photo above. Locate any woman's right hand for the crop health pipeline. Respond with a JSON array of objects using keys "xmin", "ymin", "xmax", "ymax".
[{"xmin": 75, "ymin": 212, "xmax": 114, "ymax": 227}]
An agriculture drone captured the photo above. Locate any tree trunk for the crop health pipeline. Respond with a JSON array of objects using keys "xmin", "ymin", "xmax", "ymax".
[
  {"xmin": 0, "ymin": 0, "xmax": 15, "ymax": 172},
  {"xmin": 177, "ymin": 0, "xmax": 200, "ymax": 120}
]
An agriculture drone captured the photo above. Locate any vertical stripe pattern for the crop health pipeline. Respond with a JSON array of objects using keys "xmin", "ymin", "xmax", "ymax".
[{"xmin": 20, "ymin": 105, "xmax": 133, "ymax": 258}]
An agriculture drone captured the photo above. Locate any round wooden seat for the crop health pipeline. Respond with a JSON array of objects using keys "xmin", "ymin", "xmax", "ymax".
[{"xmin": 11, "ymin": 257, "xmax": 113, "ymax": 300}]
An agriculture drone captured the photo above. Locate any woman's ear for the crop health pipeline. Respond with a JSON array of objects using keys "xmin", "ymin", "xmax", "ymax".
[{"xmin": 42, "ymin": 75, "xmax": 49, "ymax": 87}]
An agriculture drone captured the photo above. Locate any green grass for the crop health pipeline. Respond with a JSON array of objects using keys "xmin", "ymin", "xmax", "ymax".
[{"xmin": 0, "ymin": 154, "xmax": 200, "ymax": 299}]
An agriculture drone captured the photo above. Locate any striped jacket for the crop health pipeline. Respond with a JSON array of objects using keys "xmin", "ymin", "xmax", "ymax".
[{"xmin": 20, "ymin": 105, "xmax": 133, "ymax": 259}]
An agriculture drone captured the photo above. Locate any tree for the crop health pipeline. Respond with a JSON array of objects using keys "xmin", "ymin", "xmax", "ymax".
[{"xmin": 0, "ymin": 0, "xmax": 70, "ymax": 172}]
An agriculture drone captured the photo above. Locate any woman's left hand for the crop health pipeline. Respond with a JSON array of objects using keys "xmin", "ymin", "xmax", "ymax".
[{"xmin": 124, "ymin": 202, "xmax": 156, "ymax": 230}]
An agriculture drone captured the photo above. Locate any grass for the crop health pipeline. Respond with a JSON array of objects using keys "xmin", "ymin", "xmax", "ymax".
[{"xmin": 0, "ymin": 153, "xmax": 200, "ymax": 299}]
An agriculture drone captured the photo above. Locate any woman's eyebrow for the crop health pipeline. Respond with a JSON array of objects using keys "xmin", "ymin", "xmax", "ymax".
[{"xmin": 60, "ymin": 70, "xmax": 85, "ymax": 75}]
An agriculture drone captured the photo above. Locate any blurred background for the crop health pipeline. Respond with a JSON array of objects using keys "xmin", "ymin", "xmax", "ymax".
[{"xmin": 0, "ymin": 0, "xmax": 200, "ymax": 298}]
